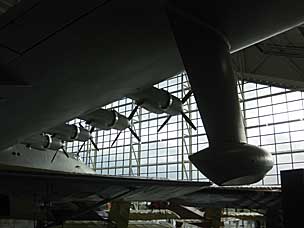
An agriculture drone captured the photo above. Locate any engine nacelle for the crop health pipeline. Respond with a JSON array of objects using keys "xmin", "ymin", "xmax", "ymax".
[
  {"xmin": 129, "ymin": 87, "xmax": 183, "ymax": 115},
  {"xmin": 47, "ymin": 124, "xmax": 91, "ymax": 142},
  {"xmin": 22, "ymin": 135, "xmax": 64, "ymax": 151},
  {"xmin": 161, "ymin": 94, "xmax": 183, "ymax": 116},
  {"xmin": 81, "ymin": 109, "xmax": 130, "ymax": 131}
]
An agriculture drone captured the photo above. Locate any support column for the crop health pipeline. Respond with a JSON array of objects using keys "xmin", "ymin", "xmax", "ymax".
[
  {"xmin": 167, "ymin": 3, "xmax": 273, "ymax": 185},
  {"xmin": 205, "ymin": 208, "xmax": 223, "ymax": 228},
  {"xmin": 108, "ymin": 201, "xmax": 130, "ymax": 228},
  {"xmin": 265, "ymin": 208, "xmax": 284, "ymax": 228},
  {"xmin": 281, "ymin": 169, "xmax": 304, "ymax": 228}
]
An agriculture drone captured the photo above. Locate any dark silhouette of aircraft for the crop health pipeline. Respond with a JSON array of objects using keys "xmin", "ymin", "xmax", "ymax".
[{"xmin": 0, "ymin": 0, "xmax": 303, "ymax": 186}]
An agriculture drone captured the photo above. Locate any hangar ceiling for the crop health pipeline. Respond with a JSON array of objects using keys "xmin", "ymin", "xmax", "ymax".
[{"xmin": 233, "ymin": 25, "xmax": 304, "ymax": 90}]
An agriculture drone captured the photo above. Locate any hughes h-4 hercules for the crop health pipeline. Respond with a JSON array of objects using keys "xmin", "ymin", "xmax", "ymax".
[{"xmin": 0, "ymin": 0, "xmax": 303, "ymax": 226}]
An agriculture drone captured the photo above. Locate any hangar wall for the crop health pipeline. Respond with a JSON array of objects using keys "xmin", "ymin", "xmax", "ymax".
[{"xmin": 67, "ymin": 72, "xmax": 304, "ymax": 186}]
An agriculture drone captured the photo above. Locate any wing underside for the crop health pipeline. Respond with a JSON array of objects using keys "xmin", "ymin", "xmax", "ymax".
[{"xmin": 0, "ymin": 169, "xmax": 281, "ymax": 223}]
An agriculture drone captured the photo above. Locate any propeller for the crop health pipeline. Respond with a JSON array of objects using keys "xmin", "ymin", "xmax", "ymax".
[
  {"xmin": 111, "ymin": 105, "xmax": 141, "ymax": 147},
  {"xmin": 158, "ymin": 89, "xmax": 197, "ymax": 132},
  {"xmin": 77, "ymin": 123, "xmax": 99, "ymax": 157},
  {"xmin": 51, "ymin": 146, "xmax": 69, "ymax": 163}
]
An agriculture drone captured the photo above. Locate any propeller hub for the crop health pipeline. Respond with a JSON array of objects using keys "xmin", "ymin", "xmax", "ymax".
[
  {"xmin": 161, "ymin": 95, "xmax": 183, "ymax": 115},
  {"xmin": 76, "ymin": 127, "xmax": 91, "ymax": 142},
  {"xmin": 112, "ymin": 113, "xmax": 129, "ymax": 130},
  {"xmin": 189, "ymin": 143, "xmax": 273, "ymax": 186}
]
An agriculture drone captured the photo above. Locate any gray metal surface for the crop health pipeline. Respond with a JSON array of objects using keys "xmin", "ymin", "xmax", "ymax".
[
  {"xmin": 175, "ymin": 185, "xmax": 281, "ymax": 209},
  {"xmin": 0, "ymin": 169, "xmax": 282, "ymax": 220},
  {"xmin": 0, "ymin": 0, "xmax": 303, "ymax": 150},
  {"xmin": 0, "ymin": 169, "xmax": 209, "ymax": 220},
  {"xmin": 0, "ymin": 144, "xmax": 95, "ymax": 174}
]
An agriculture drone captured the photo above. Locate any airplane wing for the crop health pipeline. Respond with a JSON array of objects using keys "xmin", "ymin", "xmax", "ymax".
[
  {"xmin": 0, "ymin": 169, "xmax": 281, "ymax": 224},
  {"xmin": 174, "ymin": 185, "xmax": 281, "ymax": 210},
  {"xmin": 0, "ymin": 169, "xmax": 209, "ymax": 222}
]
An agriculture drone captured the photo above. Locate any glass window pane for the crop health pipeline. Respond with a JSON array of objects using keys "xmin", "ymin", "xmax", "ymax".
[
  {"xmin": 271, "ymin": 87, "xmax": 285, "ymax": 94},
  {"xmin": 290, "ymin": 121, "xmax": 304, "ymax": 131},
  {"xmin": 260, "ymin": 115, "xmax": 273, "ymax": 125},
  {"xmin": 293, "ymin": 152, "xmax": 304, "ymax": 162},
  {"xmin": 287, "ymin": 91, "xmax": 301, "ymax": 101},
  {"xmin": 247, "ymin": 127, "xmax": 260, "ymax": 137},
  {"xmin": 259, "ymin": 106, "xmax": 272, "ymax": 116},
  {"xmin": 278, "ymin": 164, "xmax": 292, "ymax": 172},
  {"xmin": 246, "ymin": 118, "xmax": 259, "ymax": 127},
  {"xmin": 288, "ymin": 100, "xmax": 302, "ymax": 111},
  {"xmin": 272, "ymin": 94, "xmax": 286, "ymax": 104},
  {"xmin": 290, "ymin": 131, "xmax": 304, "ymax": 142},
  {"xmin": 248, "ymin": 136, "xmax": 260, "ymax": 146},
  {"xmin": 244, "ymin": 90, "xmax": 257, "ymax": 99},
  {"xmin": 244, "ymin": 82, "xmax": 256, "ymax": 91},
  {"xmin": 292, "ymin": 141, "xmax": 304, "ymax": 151},
  {"xmin": 294, "ymin": 163, "xmax": 304, "ymax": 169},
  {"xmin": 274, "ymin": 123, "xmax": 289, "ymax": 133},
  {"xmin": 258, "ymin": 87, "xmax": 271, "ymax": 97},
  {"xmin": 246, "ymin": 109, "xmax": 258, "ymax": 118},
  {"xmin": 275, "ymin": 133, "xmax": 290, "ymax": 143},
  {"xmin": 261, "ymin": 135, "xmax": 275, "ymax": 145},
  {"xmin": 258, "ymin": 97, "xmax": 272, "ymax": 106},
  {"xmin": 276, "ymin": 143, "xmax": 291, "ymax": 153},
  {"xmin": 273, "ymin": 103, "xmax": 287, "ymax": 114},
  {"xmin": 245, "ymin": 100, "xmax": 258, "ymax": 109},
  {"xmin": 277, "ymin": 154, "xmax": 292, "ymax": 164},
  {"xmin": 260, "ymin": 125, "xmax": 274, "ymax": 135},
  {"xmin": 274, "ymin": 113, "xmax": 289, "ymax": 123},
  {"xmin": 289, "ymin": 110, "xmax": 304, "ymax": 121},
  {"xmin": 262, "ymin": 144, "xmax": 275, "ymax": 153},
  {"xmin": 263, "ymin": 175, "xmax": 279, "ymax": 185}
]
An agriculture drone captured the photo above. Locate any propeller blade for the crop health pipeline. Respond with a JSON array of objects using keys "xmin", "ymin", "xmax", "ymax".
[
  {"xmin": 128, "ymin": 105, "xmax": 139, "ymax": 120},
  {"xmin": 128, "ymin": 127, "xmax": 141, "ymax": 142},
  {"xmin": 90, "ymin": 138, "xmax": 99, "ymax": 151},
  {"xmin": 181, "ymin": 111, "xmax": 197, "ymax": 130},
  {"xmin": 157, "ymin": 115, "xmax": 172, "ymax": 132},
  {"xmin": 51, "ymin": 150, "xmax": 59, "ymax": 163},
  {"xmin": 182, "ymin": 89, "xmax": 193, "ymax": 104},
  {"xmin": 79, "ymin": 122, "xmax": 85, "ymax": 129},
  {"xmin": 111, "ymin": 130, "xmax": 123, "ymax": 147},
  {"xmin": 90, "ymin": 126, "xmax": 95, "ymax": 133},
  {"xmin": 61, "ymin": 147, "xmax": 69, "ymax": 158},
  {"xmin": 77, "ymin": 142, "xmax": 86, "ymax": 156}
]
